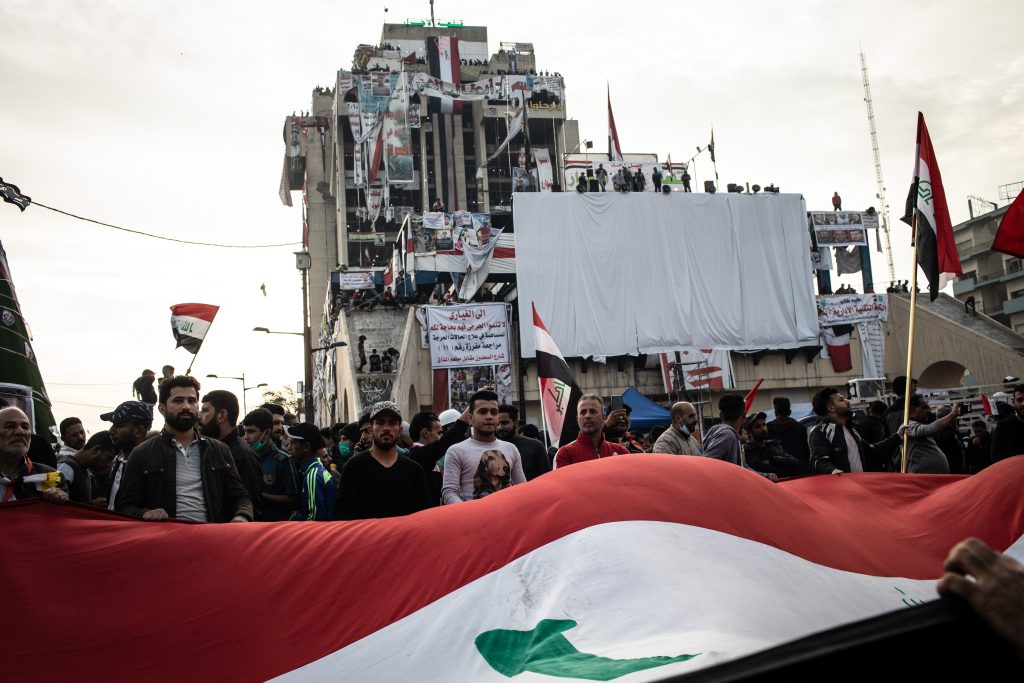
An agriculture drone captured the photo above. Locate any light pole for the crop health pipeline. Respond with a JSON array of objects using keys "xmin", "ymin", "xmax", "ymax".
[
  {"xmin": 295, "ymin": 250, "xmax": 313, "ymax": 423},
  {"xmin": 252, "ymin": 327, "xmax": 303, "ymax": 336},
  {"xmin": 205, "ymin": 373, "xmax": 268, "ymax": 414}
]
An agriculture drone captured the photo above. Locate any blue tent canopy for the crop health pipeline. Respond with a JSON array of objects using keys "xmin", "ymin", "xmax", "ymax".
[{"xmin": 622, "ymin": 387, "xmax": 671, "ymax": 430}]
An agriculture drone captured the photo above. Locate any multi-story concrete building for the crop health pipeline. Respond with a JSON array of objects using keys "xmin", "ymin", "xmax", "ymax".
[
  {"xmin": 950, "ymin": 205, "xmax": 1024, "ymax": 332},
  {"xmin": 282, "ymin": 21, "xmax": 1024, "ymax": 431}
]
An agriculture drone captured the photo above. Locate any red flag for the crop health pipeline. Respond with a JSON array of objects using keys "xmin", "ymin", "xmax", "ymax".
[
  {"xmin": 169, "ymin": 303, "xmax": 219, "ymax": 354},
  {"xmin": 607, "ymin": 84, "xmax": 622, "ymax": 162},
  {"xmin": 899, "ymin": 112, "xmax": 961, "ymax": 300},
  {"xmin": 982, "ymin": 393, "xmax": 993, "ymax": 417},
  {"xmin": 744, "ymin": 378, "xmax": 765, "ymax": 414},
  {"xmin": 992, "ymin": 192, "xmax": 1024, "ymax": 259},
  {"xmin": 822, "ymin": 327, "xmax": 854, "ymax": 373},
  {"xmin": 533, "ymin": 303, "xmax": 582, "ymax": 447}
]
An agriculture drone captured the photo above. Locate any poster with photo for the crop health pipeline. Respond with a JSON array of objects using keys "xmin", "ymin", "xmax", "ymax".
[
  {"xmin": 809, "ymin": 211, "xmax": 871, "ymax": 247},
  {"xmin": 447, "ymin": 365, "xmax": 512, "ymax": 412}
]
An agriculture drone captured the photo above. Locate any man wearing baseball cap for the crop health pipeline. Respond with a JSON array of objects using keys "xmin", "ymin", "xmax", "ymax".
[
  {"xmin": 336, "ymin": 401, "xmax": 430, "ymax": 519},
  {"xmin": 284, "ymin": 421, "xmax": 335, "ymax": 521},
  {"xmin": 101, "ymin": 400, "xmax": 153, "ymax": 510}
]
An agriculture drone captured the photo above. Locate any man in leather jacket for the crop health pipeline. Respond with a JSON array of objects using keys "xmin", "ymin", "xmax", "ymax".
[{"xmin": 115, "ymin": 376, "xmax": 252, "ymax": 523}]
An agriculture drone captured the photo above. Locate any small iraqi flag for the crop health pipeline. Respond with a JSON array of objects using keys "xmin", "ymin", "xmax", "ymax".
[
  {"xmin": 170, "ymin": 303, "xmax": 219, "ymax": 354},
  {"xmin": 532, "ymin": 303, "xmax": 582, "ymax": 448}
]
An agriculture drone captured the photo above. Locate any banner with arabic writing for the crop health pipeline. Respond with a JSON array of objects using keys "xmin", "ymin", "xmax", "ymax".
[
  {"xmin": 816, "ymin": 294, "xmax": 888, "ymax": 326},
  {"xmin": 426, "ymin": 303, "xmax": 511, "ymax": 369}
]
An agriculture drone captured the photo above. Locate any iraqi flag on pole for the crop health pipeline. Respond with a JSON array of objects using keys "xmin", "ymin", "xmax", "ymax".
[
  {"xmin": 170, "ymin": 303, "xmax": 219, "ymax": 354},
  {"xmin": 533, "ymin": 303, "xmax": 582, "ymax": 447},
  {"xmin": 5, "ymin": 457, "xmax": 1024, "ymax": 681},
  {"xmin": 899, "ymin": 112, "xmax": 962, "ymax": 300},
  {"xmin": 608, "ymin": 83, "xmax": 623, "ymax": 162}
]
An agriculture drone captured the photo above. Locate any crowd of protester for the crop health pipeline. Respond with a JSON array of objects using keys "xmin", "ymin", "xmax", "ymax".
[
  {"xmin": 6, "ymin": 374, "xmax": 1024, "ymax": 654},
  {"xmin": 3, "ymin": 372, "xmax": 1020, "ymax": 521}
]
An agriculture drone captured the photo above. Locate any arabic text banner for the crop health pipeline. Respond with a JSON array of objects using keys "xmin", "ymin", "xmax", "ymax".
[{"xmin": 426, "ymin": 303, "xmax": 510, "ymax": 369}]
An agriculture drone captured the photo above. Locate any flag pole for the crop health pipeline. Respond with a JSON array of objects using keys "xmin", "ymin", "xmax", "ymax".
[
  {"xmin": 899, "ymin": 210, "xmax": 921, "ymax": 474},
  {"xmin": 537, "ymin": 375, "xmax": 552, "ymax": 451},
  {"xmin": 185, "ymin": 352, "xmax": 199, "ymax": 376}
]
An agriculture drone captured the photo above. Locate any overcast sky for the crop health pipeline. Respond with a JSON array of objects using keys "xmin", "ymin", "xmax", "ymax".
[{"xmin": 1, "ymin": 0, "xmax": 1020, "ymax": 435}]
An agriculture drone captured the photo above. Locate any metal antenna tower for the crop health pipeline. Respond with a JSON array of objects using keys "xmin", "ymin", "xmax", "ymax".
[{"xmin": 860, "ymin": 46, "xmax": 896, "ymax": 282}]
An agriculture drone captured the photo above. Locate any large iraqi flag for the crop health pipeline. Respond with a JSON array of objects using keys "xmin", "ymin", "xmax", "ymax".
[{"xmin": 5, "ymin": 457, "xmax": 1024, "ymax": 682}]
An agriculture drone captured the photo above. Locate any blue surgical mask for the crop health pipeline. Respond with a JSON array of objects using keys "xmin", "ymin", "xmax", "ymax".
[
  {"xmin": 252, "ymin": 440, "xmax": 264, "ymax": 451},
  {"xmin": 340, "ymin": 442, "xmax": 352, "ymax": 457},
  {"xmin": 678, "ymin": 424, "xmax": 691, "ymax": 437}
]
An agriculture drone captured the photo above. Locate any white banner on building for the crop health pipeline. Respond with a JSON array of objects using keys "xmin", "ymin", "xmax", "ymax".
[
  {"xmin": 338, "ymin": 272, "xmax": 375, "ymax": 290},
  {"xmin": 857, "ymin": 320, "xmax": 886, "ymax": 379},
  {"xmin": 426, "ymin": 303, "xmax": 511, "ymax": 369},
  {"xmin": 534, "ymin": 148, "xmax": 554, "ymax": 192},
  {"xmin": 816, "ymin": 294, "xmax": 889, "ymax": 326}
]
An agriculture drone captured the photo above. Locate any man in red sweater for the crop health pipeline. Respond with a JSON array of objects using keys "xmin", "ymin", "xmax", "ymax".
[{"xmin": 554, "ymin": 394, "xmax": 629, "ymax": 468}]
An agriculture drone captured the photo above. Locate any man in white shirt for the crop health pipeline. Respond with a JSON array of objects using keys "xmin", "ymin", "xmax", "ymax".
[{"xmin": 442, "ymin": 390, "xmax": 525, "ymax": 503}]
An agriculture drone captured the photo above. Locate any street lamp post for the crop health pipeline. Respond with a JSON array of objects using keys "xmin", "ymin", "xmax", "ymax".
[
  {"xmin": 205, "ymin": 373, "xmax": 268, "ymax": 414},
  {"xmin": 295, "ymin": 251, "xmax": 313, "ymax": 423}
]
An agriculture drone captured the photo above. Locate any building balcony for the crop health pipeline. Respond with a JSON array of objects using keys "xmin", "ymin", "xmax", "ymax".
[
  {"xmin": 1001, "ymin": 297, "xmax": 1024, "ymax": 317},
  {"xmin": 953, "ymin": 277, "xmax": 977, "ymax": 296}
]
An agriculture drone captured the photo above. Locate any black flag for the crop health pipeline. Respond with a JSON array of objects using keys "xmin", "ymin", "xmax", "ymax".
[{"xmin": 0, "ymin": 178, "xmax": 31, "ymax": 211}]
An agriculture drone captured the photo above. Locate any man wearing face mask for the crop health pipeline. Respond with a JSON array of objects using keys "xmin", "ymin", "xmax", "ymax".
[
  {"xmin": 651, "ymin": 402, "xmax": 702, "ymax": 456},
  {"xmin": 241, "ymin": 408, "xmax": 298, "ymax": 522},
  {"xmin": 199, "ymin": 390, "xmax": 263, "ymax": 520}
]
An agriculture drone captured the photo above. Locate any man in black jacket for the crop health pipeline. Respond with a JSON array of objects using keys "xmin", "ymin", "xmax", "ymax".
[
  {"xmin": 766, "ymin": 397, "xmax": 810, "ymax": 470},
  {"xmin": 406, "ymin": 407, "xmax": 471, "ymax": 506},
  {"xmin": 200, "ymin": 390, "xmax": 263, "ymax": 520},
  {"xmin": 808, "ymin": 387, "xmax": 899, "ymax": 474},
  {"xmin": 116, "ymin": 376, "xmax": 252, "ymax": 523},
  {"xmin": 497, "ymin": 404, "xmax": 551, "ymax": 480}
]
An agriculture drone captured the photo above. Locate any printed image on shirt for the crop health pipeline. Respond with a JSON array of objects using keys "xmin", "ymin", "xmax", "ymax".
[{"xmin": 473, "ymin": 449, "xmax": 511, "ymax": 499}]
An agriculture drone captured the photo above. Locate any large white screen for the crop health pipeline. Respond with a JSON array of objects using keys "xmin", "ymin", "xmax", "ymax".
[{"xmin": 515, "ymin": 192, "xmax": 819, "ymax": 358}]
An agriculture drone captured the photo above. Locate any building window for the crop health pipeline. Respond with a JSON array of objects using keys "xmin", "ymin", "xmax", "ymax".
[
  {"xmin": 1008, "ymin": 258, "xmax": 1023, "ymax": 274},
  {"xmin": 1012, "ymin": 290, "xmax": 1024, "ymax": 300}
]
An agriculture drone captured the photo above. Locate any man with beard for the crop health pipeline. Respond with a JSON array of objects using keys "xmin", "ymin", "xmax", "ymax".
[
  {"xmin": 808, "ymin": 387, "xmax": 899, "ymax": 474},
  {"xmin": 0, "ymin": 406, "xmax": 69, "ymax": 504},
  {"xmin": 259, "ymin": 403, "xmax": 286, "ymax": 448},
  {"xmin": 442, "ymin": 391, "xmax": 526, "ymax": 503},
  {"xmin": 102, "ymin": 400, "xmax": 153, "ymax": 511},
  {"xmin": 496, "ymin": 404, "xmax": 550, "ymax": 480},
  {"xmin": 242, "ymin": 408, "xmax": 298, "ymax": 521},
  {"xmin": 283, "ymin": 422, "xmax": 335, "ymax": 521},
  {"xmin": 200, "ymin": 390, "xmax": 263, "ymax": 520},
  {"xmin": 652, "ymin": 401, "xmax": 702, "ymax": 455},
  {"xmin": 116, "ymin": 376, "xmax": 252, "ymax": 523},
  {"xmin": 336, "ymin": 402, "xmax": 429, "ymax": 519},
  {"xmin": 555, "ymin": 395, "xmax": 630, "ymax": 469}
]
